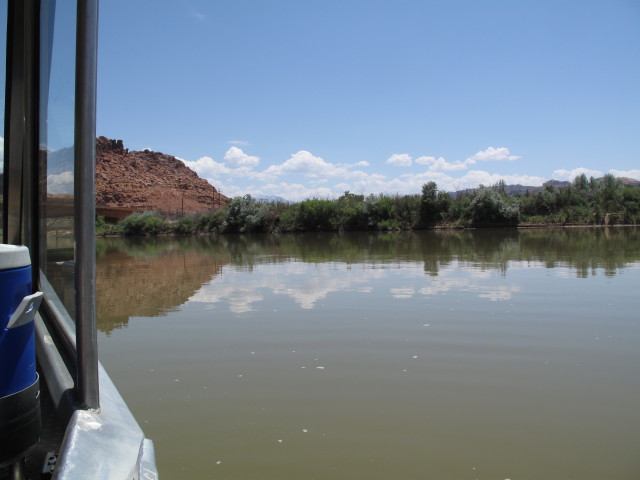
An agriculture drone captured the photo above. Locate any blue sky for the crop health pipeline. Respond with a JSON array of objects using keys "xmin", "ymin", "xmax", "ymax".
[{"xmin": 97, "ymin": 0, "xmax": 640, "ymax": 200}]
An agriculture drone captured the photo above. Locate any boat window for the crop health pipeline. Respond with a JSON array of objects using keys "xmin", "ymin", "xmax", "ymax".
[
  {"xmin": 39, "ymin": 0, "xmax": 78, "ymax": 319},
  {"xmin": 0, "ymin": 0, "xmax": 6, "ymax": 240}
]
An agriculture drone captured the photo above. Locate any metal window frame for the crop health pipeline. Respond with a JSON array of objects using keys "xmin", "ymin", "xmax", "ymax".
[
  {"xmin": 74, "ymin": 0, "xmax": 99, "ymax": 410},
  {"xmin": 3, "ymin": 0, "xmax": 99, "ymax": 409},
  {"xmin": 3, "ymin": 3, "xmax": 158, "ymax": 477}
]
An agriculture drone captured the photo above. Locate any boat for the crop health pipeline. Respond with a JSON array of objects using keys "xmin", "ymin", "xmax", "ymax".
[{"xmin": 1, "ymin": 1, "xmax": 158, "ymax": 478}]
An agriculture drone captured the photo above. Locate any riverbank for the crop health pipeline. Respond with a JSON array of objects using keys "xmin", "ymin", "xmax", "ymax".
[
  {"xmin": 96, "ymin": 213, "xmax": 638, "ymax": 238},
  {"xmin": 95, "ymin": 176, "xmax": 639, "ymax": 236}
]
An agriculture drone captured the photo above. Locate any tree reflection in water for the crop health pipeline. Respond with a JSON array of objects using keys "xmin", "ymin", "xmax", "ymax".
[{"xmin": 96, "ymin": 227, "xmax": 640, "ymax": 333}]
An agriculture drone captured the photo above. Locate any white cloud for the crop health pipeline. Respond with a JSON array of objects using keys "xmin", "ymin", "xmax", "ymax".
[
  {"xmin": 0, "ymin": 136, "xmax": 4, "ymax": 164},
  {"xmin": 415, "ymin": 155, "xmax": 468, "ymax": 172},
  {"xmin": 180, "ymin": 151, "xmax": 261, "ymax": 186},
  {"xmin": 608, "ymin": 169, "xmax": 640, "ymax": 180},
  {"xmin": 211, "ymin": 182, "xmax": 243, "ymax": 198},
  {"xmin": 552, "ymin": 167, "xmax": 603, "ymax": 181},
  {"xmin": 181, "ymin": 149, "xmax": 375, "ymax": 200},
  {"xmin": 387, "ymin": 146, "xmax": 520, "ymax": 175},
  {"xmin": 264, "ymin": 150, "xmax": 328, "ymax": 176},
  {"xmin": 415, "ymin": 156, "xmax": 440, "ymax": 165},
  {"xmin": 466, "ymin": 146, "xmax": 520, "ymax": 164},
  {"xmin": 181, "ymin": 150, "xmax": 547, "ymax": 201},
  {"xmin": 177, "ymin": 144, "xmax": 634, "ymax": 203},
  {"xmin": 47, "ymin": 171, "xmax": 74, "ymax": 194},
  {"xmin": 258, "ymin": 150, "xmax": 362, "ymax": 181},
  {"xmin": 181, "ymin": 156, "xmax": 231, "ymax": 178},
  {"xmin": 223, "ymin": 147, "xmax": 260, "ymax": 168},
  {"xmin": 386, "ymin": 153, "xmax": 412, "ymax": 166}
]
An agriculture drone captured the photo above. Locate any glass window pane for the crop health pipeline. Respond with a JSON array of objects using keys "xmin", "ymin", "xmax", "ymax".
[
  {"xmin": 0, "ymin": 0, "xmax": 6, "ymax": 241},
  {"xmin": 39, "ymin": 0, "xmax": 77, "ymax": 318}
]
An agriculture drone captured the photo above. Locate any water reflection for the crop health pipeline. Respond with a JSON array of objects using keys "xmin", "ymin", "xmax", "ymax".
[
  {"xmin": 97, "ymin": 228, "xmax": 640, "ymax": 479},
  {"xmin": 96, "ymin": 236, "xmax": 229, "ymax": 334},
  {"xmin": 96, "ymin": 227, "xmax": 639, "ymax": 333}
]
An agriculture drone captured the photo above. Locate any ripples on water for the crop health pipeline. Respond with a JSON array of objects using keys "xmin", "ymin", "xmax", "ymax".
[{"xmin": 97, "ymin": 228, "xmax": 640, "ymax": 479}]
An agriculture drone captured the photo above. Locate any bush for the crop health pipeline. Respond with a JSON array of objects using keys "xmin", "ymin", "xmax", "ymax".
[
  {"xmin": 470, "ymin": 186, "xmax": 519, "ymax": 225},
  {"xmin": 120, "ymin": 211, "xmax": 168, "ymax": 236},
  {"xmin": 196, "ymin": 210, "xmax": 226, "ymax": 232},
  {"xmin": 394, "ymin": 194, "xmax": 421, "ymax": 229},
  {"xmin": 294, "ymin": 199, "xmax": 336, "ymax": 231},
  {"xmin": 332, "ymin": 192, "xmax": 367, "ymax": 231},
  {"xmin": 225, "ymin": 195, "xmax": 267, "ymax": 233},
  {"xmin": 96, "ymin": 215, "xmax": 121, "ymax": 235},
  {"xmin": 365, "ymin": 195, "xmax": 396, "ymax": 229},
  {"xmin": 174, "ymin": 216, "xmax": 197, "ymax": 234}
]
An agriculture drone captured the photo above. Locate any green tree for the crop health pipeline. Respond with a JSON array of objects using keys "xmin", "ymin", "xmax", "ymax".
[
  {"xmin": 420, "ymin": 181, "xmax": 439, "ymax": 224},
  {"xmin": 294, "ymin": 198, "xmax": 336, "ymax": 231},
  {"xmin": 332, "ymin": 192, "xmax": 367, "ymax": 231},
  {"xmin": 622, "ymin": 186, "xmax": 640, "ymax": 224},
  {"xmin": 225, "ymin": 195, "xmax": 267, "ymax": 232},
  {"xmin": 366, "ymin": 195, "xmax": 397, "ymax": 229},
  {"xmin": 599, "ymin": 173, "xmax": 623, "ymax": 212},
  {"xmin": 470, "ymin": 186, "xmax": 519, "ymax": 225}
]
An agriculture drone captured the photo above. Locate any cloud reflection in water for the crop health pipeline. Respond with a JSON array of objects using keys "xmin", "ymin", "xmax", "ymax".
[{"xmin": 189, "ymin": 259, "xmax": 529, "ymax": 314}]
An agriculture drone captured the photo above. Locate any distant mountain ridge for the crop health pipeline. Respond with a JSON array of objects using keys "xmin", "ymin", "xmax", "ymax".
[
  {"xmin": 450, "ymin": 176, "xmax": 640, "ymax": 198},
  {"xmin": 253, "ymin": 195, "xmax": 292, "ymax": 204}
]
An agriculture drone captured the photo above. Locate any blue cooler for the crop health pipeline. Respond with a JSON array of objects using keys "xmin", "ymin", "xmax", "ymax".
[{"xmin": 0, "ymin": 245, "xmax": 43, "ymax": 468}]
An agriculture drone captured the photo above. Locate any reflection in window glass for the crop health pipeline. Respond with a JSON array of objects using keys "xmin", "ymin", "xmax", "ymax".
[
  {"xmin": 39, "ymin": 0, "xmax": 77, "ymax": 318},
  {"xmin": 0, "ymin": 0, "xmax": 6, "ymax": 241}
]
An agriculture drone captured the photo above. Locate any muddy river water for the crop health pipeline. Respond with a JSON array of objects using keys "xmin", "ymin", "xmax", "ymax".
[{"xmin": 96, "ymin": 228, "xmax": 640, "ymax": 479}]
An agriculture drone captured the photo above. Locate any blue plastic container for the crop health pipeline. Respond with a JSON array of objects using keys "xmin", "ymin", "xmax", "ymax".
[{"xmin": 0, "ymin": 245, "xmax": 36, "ymax": 397}]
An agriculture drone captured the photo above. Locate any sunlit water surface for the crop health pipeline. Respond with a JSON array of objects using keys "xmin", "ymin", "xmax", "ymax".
[{"xmin": 96, "ymin": 228, "xmax": 640, "ymax": 479}]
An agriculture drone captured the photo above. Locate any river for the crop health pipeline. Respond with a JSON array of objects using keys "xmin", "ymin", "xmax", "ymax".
[{"xmin": 96, "ymin": 227, "xmax": 640, "ymax": 479}]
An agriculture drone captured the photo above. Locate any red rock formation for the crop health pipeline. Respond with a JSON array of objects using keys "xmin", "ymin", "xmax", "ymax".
[{"xmin": 96, "ymin": 137, "xmax": 228, "ymax": 214}]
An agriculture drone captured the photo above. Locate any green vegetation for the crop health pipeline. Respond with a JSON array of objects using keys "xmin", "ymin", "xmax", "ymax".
[
  {"xmin": 518, "ymin": 174, "xmax": 638, "ymax": 225},
  {"xmin": 470, "ymin": 183, "xmax": 520, "ymax": 226},
  {"xmin": 104, "ymin": 174, "xmax": 639, "ymax": 236},
  {"xmin": 119, "ymin": 212, "xmax": 169, "ymax": 236}
]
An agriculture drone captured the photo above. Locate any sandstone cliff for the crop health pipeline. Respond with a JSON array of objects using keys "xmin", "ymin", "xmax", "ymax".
[{"xmin": 96, "ymin": 137, "xmax": 227, "ymax": 214}]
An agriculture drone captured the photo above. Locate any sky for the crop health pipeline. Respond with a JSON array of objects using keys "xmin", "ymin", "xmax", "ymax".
[{"xmin": 96, "ymin": 0, "xmax": 640, "ymax": 201}]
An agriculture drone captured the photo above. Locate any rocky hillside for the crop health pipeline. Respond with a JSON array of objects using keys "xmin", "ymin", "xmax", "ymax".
[{"xmin": 96, "ymin": 137, "xmax": 227, "ymax": 214}]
